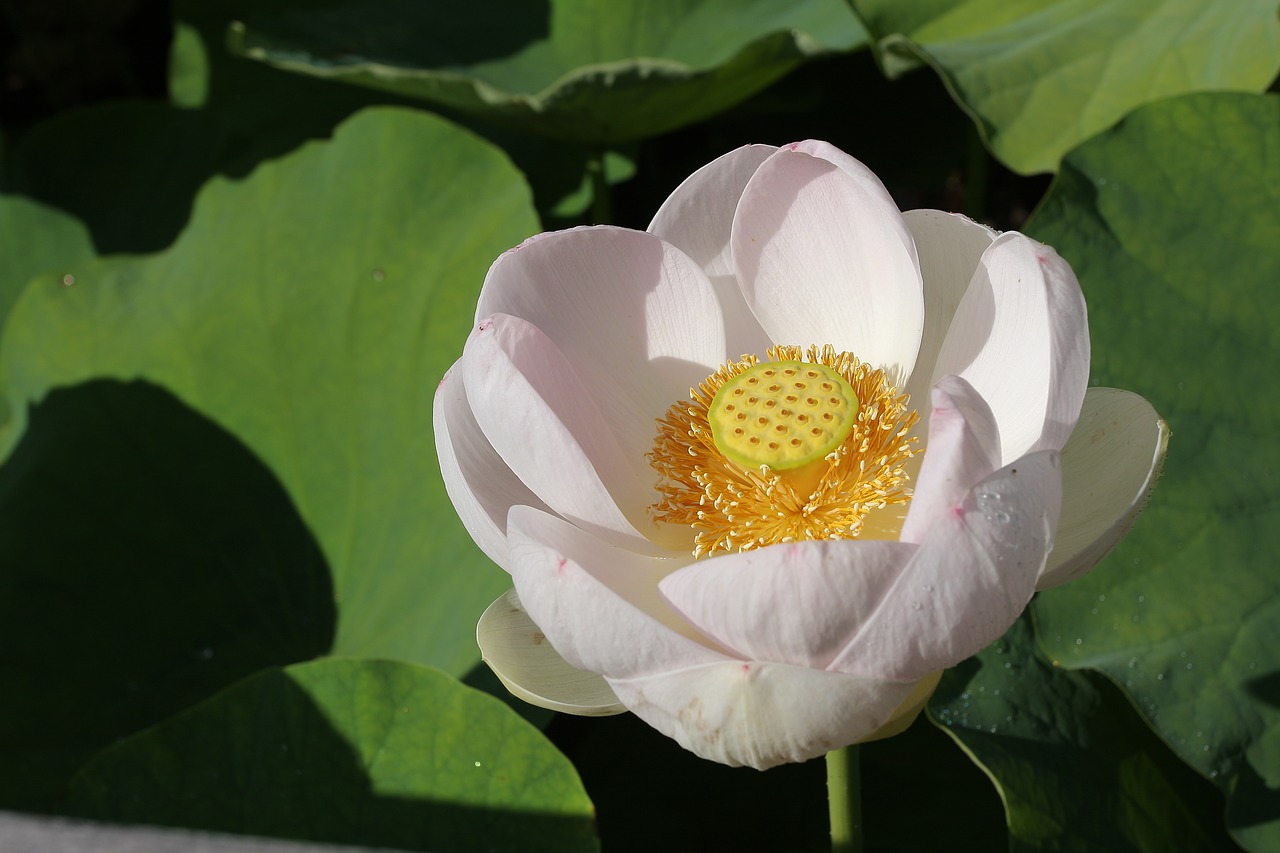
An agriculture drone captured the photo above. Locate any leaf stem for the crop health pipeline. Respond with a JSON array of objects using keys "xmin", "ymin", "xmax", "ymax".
[
  {"xmin": 588, "ymin": 148, "xmax": 612, "ymax": 225},
  {"xmin": 966, "ymin": 123, "xmax": 989, "ymax": 222},
  {"xmin": 827, "ymin": 745, "xmax": 863, "ymax": 853}
]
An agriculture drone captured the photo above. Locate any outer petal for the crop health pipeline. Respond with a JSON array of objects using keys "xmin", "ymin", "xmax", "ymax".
[
  {"xmin": 463, "ymin": 315, "xmax": 661, "ymax": 554},
  {"xmin": 657, "ymin": 540, "xmax": 915, "ymax": 670},
  {"xmin": 931, "ymin": 233, "xmax": 1090, "ymax": 464},
  {"xmin": 433, "ymin": 361, "xmax": 549, "ymax": 571},
  {"xmin": 507, "ymin": 505, "xmax": 725, "ymax": 680},
  {"xmin": 830, "ymin": 450, "xmax": 1063, "ymax": 682},
  {"xmin": 1037, "ymin": 388, "xmax": 1170, "ymax": 590},
  {"xmin": 901, "ymin": 210, "xmax": 998, "ymax": 409},
  {"xmin": 648, "ymin": 144, "xmax": 776, "ymax": 359},
  {"xmin": 475, "ymin": 226, "xmax": 730, "ymax": 467},
  {"xmin": 477, "ymin": 588, "xmax": 625, "ymax": 716},
  {"xmin": 607, "ymin": 661, "xmax": 920, "ymax": 770},
  {"xmin": 899, "ymin": 375, "xmax": 1002, "ymax": 545},
  {"xmin": 731, "ymin": 142, "xmax": 924, "ymax": 384}
]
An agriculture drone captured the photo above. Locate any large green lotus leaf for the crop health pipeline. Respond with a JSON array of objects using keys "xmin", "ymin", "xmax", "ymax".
[
  {"xmin": 931, "ymin": 614, "xmax": 1235, "ymax": 851},
  {"xmin": 849, "ymin": 0, "xmax": 1280, "ymax": 174},
  {"xmin": 1028, "ymin": 92, "xmax": 1280, "ymax": 850},
  {"xmin": 0, "ymin": 107, "xmax": 539, "ymax": 676},
  {"xmin": 66, "ymin": 658, "xmax": 598, "ymax": 852},
  {"xmin": 0, "ymin": 196, "xmax": 94, "ymax": 330},
  {"xmin": 0, "ymin": 380, "xmax": 334, "ymax": 812},
  {"xmin": 223, "ymin": 0, "xmax": 865, "ymax": 144}
]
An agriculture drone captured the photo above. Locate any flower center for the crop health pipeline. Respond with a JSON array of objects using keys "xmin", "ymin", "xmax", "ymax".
[
  {"xmin": 707, "ymin": 360, "xmax": 859, "ymax": 472},
  {"xmin": 649, "ymin": 345, "xmax": 919, "ymax": 558}
]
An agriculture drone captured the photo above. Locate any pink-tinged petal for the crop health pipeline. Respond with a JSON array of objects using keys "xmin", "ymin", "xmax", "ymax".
[
  {"xmin": 899, "ymin": 376, "xmax": 1002, "ymax": 545},
  {"xmin": 862, "ymin": 671, "xmax": 942, "ymax": 742},
  {"xmin": 607, "ymin": 661, "xmax": 922, "ymax": 770},
  {"xmin": 901, "ymin": 210, "xmax": 998, "ymax": 408},
  {"xmin": 931, "ymin": 233, "xmax": 1090, "ymax": 464},
  {"xmin": 658, "ymin": 539, "xmax": 914, "ymax": 669},
  {"xmin": 476, "ymin": 226, "xmax": 730, "ymax": 467},
  {"xmin": 477, "ymin": 588, "xmax": 625, "ymax": 716},
  {"xmin": 1038, "ymin": 388, "xmax": 1170, "ymax": 590},
  {"xmin": 507, "ymin": 505, "xmax": 725, "ymax": 680},
  {"xmin": 648, "ymin": 144, "xmax": 776, "ymax": 359},
  {"xmin": 830, "ymin": 450, "xmax": 1062, "ymax": 682},
  {"xmin": 732, "ymin": 143, "xmax": 923, "ymax": 383},
  {"xmin": 463, "ymin": 314, "xmax": 664, "ymax": 554},
  {"xmin": 433, "ymin": 362, "xmax": 549, "ymax": 571}
]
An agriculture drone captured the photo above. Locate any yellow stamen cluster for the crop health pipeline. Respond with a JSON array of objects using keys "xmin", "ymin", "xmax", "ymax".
[{"xmin": 648, "ymin": 345, "xmax": 919, "ymax": 558}]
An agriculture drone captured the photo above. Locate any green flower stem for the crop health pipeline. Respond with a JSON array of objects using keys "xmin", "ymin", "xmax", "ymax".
[
  {"xmin": 587, "ymin": 147, "xmax": 612, "ymax": 225},
  {"xmin": 827, "ymin": 745, "xmax": 864, "ymax": 853},
  {"xmin": 965, "ymin": 123, "xmax": 989, "ymax": 222}
]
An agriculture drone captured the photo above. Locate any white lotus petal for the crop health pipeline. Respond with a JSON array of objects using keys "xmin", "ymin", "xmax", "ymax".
[
  {"xmin": 658, "ymin": 539, "xmax": 914, "ymax": 669},
  {"xmin": 902, "ymin": 209, "xmax": 998, "ymax": 408},
  {"xmin": 477, "ymin": 588, "xmax": 625, "ymax": 716},
  {"xmin": 463, "ymin": 315, "xmax": 661, "ymax": 553},
  {"xmin": 608, "ymin": 661, "xmax": 921, "ymax": 770},
  {"xmin": 648, "ymin": 144, "xmax": 776, "ymax": 359},
  {"xmin": 507, "ymin": 506, "xmax": 723, "ymax": 679},
  {"xmin": 476, "ymin": 226, "xmax": 729, "ymax": 467},
  {"xmin": 731, "ymin": 144, "xmax": 923, "ymax": 384},
  {"xmin": 932, "ymin": 233, "xmax": 1089, "ymax": 463},
  {"xmin": 899, "ymin": 375, "xmax": 1002, "ymax": 545},
  {"xmin": 1038, "ymin": 388, "xmax": 1169, "ymax": 589},
  {"xmin": 831, "ymin": 450, "xmax": 1062, "ymax": 682},
  {"xmin": 433, "ymin": 362, "xmax": 549, "ymax": 571}
]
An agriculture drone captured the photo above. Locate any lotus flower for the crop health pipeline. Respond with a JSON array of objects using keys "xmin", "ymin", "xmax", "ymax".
[{"xmin": 435, "ymin": 141, "xmax": 1167, "ymax": 770}]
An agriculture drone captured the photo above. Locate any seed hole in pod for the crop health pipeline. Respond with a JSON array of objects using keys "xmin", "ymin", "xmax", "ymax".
[
  {"xmin": 724, "ymin": 404, "xmax": 735, "ymax": 412},
  {"xmin": 736, "ymin": 412, "xmax": 746, "ymax": 421},
  {"xmin": 795, "ymin": 382, "xmax": 807, "ymax": 390},
  {"xmin": 763, "ymin": 369, "xmax": 775, "ymax": 377},
  {"xmin": 768, "ymin": 384, "xmax": 780, "ymax": 392},
  {"xmin": 734, "ymin": 428, "xmax": 744, "ymax": 436},
  {"xmin": 733, "ymin": 388, "xmax": 744, "ymax": 397},
  {"xmin": 749, "ymin": 437, "xmax": 760, "ymax": 445},
  {"xmin": 785, "ymin": 395, "xmax": 798, "ymax": 403},
  {"xmin": 789, "ymin": 438, "xmax": 802, "ymax": 447},
  {"xmin": 764, "ymin": 400, "xmax": 777, "ymax": 409},
  {"xmin": 774, "ymin": 424, "xmax": 787, "ymax": 434},
  {"xmin": 829, "ymin": 397, "xmax": 840, "ymax": 405},
  {"xmin": 779, "ymin": 409, "xmax": 792, "ymax": 418},
  {"xmin": 797, "ymin": 414, "xmax": 810, "ymax": 424},
  {"xmin": 806, "ymin": 397, "xmax": 818, "ymax": 406},
  {"xmin": 748, "ymin": 396, "xmax": 758, "ymax": 404},
  {"xmin": 784, "ymin": 369, "xmax": 796, "ymax": 376},
  {"xmin": 822, "ymin": 413, "xmax": 834, "ymax": 422},
  {"xmin": 807, "ymin": 371, "xmax": 819, "ymax": 379},
  {"xmin": 768, "ymin": 441, "xmax": 779, "ymax": 450},
  {"xmin": 757, "ymin": 416, "xmax": 768, "ymax": 426},
  {"xmin": 810, "ymin": 428, "xmax": 822, "ymax": 436}
]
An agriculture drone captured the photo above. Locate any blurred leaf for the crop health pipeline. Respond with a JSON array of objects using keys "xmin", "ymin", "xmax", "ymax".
[
  {"xmin": 931, "ymin": 614, "xmax": 1235, "ymax": 851},
  {"xmin": 0, "ymin": 195, "xmax": 94, "ymax": 329},
  {"xmin": 850, "ymin": 0, "xmax": 1280, "ymax": 173},
  {"xmin": 1029, "ymin": 92, "xmax": 1280, "ymax": 851},
  {"xmin": 225, "ymin": 0, "xmax": 866, "ymax": 144},
  {"xmin": 169, "ymin": 20, "xmax": 210, "ymax": 107},
  {"xmin": 67, "ymin": 658, "xmax": 598, "ymax": 852},
  {"xmin": 0, "ymin": 107, "xmax": 539, "ymax": 677},
  {"xmin": 0, "ymin": 380, "xmax": 334, "ymax": 811}
]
